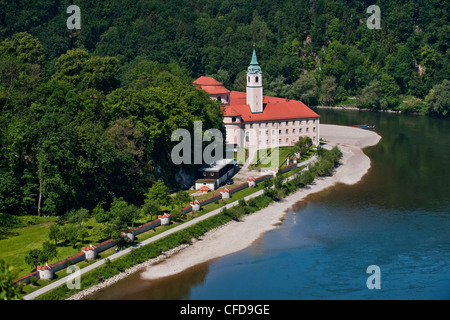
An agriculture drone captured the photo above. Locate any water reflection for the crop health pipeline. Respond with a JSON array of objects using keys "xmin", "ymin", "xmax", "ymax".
[{"xmin": 90, "ymin": 262, "xmax": 210, "ymax": 300}]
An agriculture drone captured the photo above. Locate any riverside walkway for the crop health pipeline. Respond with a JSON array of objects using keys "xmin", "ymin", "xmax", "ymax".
[{"xmin": 23, "ymin": 155, "xmax": 317, "ymax": 300}]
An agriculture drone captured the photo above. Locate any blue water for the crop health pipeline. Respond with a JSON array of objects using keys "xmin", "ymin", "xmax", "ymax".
[{"xmin": 187, "ymin": 203, "xmax": 449, "ymax": 299}]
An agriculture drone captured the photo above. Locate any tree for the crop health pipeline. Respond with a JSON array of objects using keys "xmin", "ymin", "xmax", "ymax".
[
  {"xmin": 48, "ymin": 224, "xmax": 62, "ymax": 245},
  {"xmin": 425, "ymin": 80, "xmax": 450, "ymax": 117},
  {"xmin": 66, "ymin": 208, "xmax": 89, "ymax": 228},
  {"xmin": 0, "ymin": 32, "xmax": 45, "ymax": 65},
  {"xmin": 320, "ymin": 76, "xmax": 337, "ymax": 106},
  {"xmin": 41, "ymin": 241, "xmax": 58, "ymax": 263},
  {"xmin": 141, "ymin": 200, "xmax": 160, "ymax": 221},
  {"xmin": 109, "ymin": 197, "xmax": 139, "ymax": 228},
  {"xmin": 288, "ymin": 72, "xmax": 319, "ymax": 106},
  {"xmin": 0, "ymin": 260, "xmax": 22, "ymax": 300},
  {"xmin": 356, "ymin": 80, "xmax": 382, "ymax": 109},
  {"xmin": 174, "ymin": 191, "xmax": 190, "ymax": 209},
  {"xmin": 24, "ymin": 241, "xmax": 57, "ymax": 269},
  {"xmin": 25, "ymin": 249, "xmax": 43, "ymax": 270},
  {"xmin": 145, "ymin": 181, "xmax": 170, "ymax": 208}
]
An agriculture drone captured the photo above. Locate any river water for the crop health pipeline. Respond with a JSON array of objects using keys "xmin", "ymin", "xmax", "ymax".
[{"xmin": 90, "ymin": 109, "xmax": 450, "ymax": 300}]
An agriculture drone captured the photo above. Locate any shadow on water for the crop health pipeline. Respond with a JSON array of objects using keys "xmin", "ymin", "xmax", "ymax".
[{"xmin": 89, "ymin": 262, "xmax": 211, "ymax": 300}]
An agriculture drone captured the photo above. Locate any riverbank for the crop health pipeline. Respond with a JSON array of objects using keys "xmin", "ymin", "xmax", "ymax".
[{"xmin": 69, "ymin": 124, "xmax": 381, "ymax": 299}]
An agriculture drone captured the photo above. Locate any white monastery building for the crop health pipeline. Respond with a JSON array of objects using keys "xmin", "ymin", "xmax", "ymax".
[{"xmin": 193, "ymin": 49, "xmax": 320, "ymax": 151}]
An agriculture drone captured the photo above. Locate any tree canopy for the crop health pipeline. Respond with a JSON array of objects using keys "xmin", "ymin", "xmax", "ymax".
[{"xmin": 0, "ymin": 0, "xmax": 448, "ymax": 217}]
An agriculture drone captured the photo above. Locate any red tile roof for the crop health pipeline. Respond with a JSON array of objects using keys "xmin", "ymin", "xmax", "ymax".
[
  {"xmin": 193, "ymin": 76, "xmax": 230, "ymax": 95},
  {"xmin": 224, "ymin": 91, "xmax": 319, "ymax": 122}
]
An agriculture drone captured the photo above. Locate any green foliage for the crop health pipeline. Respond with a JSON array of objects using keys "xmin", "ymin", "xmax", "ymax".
[
  {"xmin": 145, "ymin": 181, "xmax": 170, "ymax": 208},
  {"xmin": 0, "ymin": 260, "xmax": 22, "ymax": 300},
  {"xmin": 24, "ymin": 241, "xmax": 57, "ymax": 270},
  {"xmin": 425, "ymin": 80, "xmax": 450, "ymax": 117},
  {"xmin": 0, "ymin": 0, "xmax": 448, "ymax": 221}
]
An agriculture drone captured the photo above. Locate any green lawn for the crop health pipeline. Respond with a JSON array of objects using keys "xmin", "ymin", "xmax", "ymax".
[{"xmin": 250, "ymin": 146, "xmax": 295, "ymax": 169}]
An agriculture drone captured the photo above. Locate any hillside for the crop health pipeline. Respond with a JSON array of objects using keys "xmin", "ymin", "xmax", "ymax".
[{"xmin": 1, "ymin": 0, "xmax": 449, "ymax": 217}]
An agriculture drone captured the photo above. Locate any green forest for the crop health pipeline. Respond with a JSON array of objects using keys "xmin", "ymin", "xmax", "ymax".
[{"xmin": 0, "ymin": 0, "xmax": 449, "ymax": 218}]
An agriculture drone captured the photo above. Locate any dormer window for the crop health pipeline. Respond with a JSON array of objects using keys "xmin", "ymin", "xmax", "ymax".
[{"xmin": 232, "ymin": 117, "xmax": 236, "ymax": 122}]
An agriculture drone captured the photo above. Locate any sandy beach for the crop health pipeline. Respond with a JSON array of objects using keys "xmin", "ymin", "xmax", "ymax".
[
  {"xmin": 67, "ymin": 124, "xmax": 380, "ymax": 299},
  {"xmin": 139, "ymin": 124, "xmax": 381, "ymax": 280}
]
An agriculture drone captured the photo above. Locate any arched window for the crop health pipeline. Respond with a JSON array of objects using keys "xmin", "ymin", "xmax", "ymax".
[
  {"xmin": 255, "ymin": 76, "xmax": 259, "ymax": 83},
  {"xmin": 232, "ymin": 117, "xmax": 236, "ymax": 122},
  {"xmin": 217, "ymin": 96, "xmax": 222, "ymax": 102}
]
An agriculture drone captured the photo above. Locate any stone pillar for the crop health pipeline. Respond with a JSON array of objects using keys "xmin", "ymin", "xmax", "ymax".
[
  {"xmin": 220, "ymin": 188, "xmax": 230, "ymax": 199},
  {"xmin": 121, "ymin": 231, "xmax": 135, "ymax": 242},
  {"xmin": 158, "ymin": 213, "xmax": 171, "ymax": 226},
  {"xmin": 247, "ymin": 177, "xmax": 256, "ymax": 188},
  {"xmin": 190, "ymin": 200, "xmax": 201, "ymax": 212},
  {"xmin": 37, "ymin": 263, "xmax": 54, "ymax": 281},
  {"xmin": 82, "ymin": 244, "xmax": 97, "ymax": 260}
]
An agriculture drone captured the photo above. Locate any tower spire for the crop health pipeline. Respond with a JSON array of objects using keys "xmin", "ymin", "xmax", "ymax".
[
  {"xmin": 246, "ymin": 48, "xmax": 263, "ymax": 113},
  {"xmin": 248, "ymin": 49, "xmax": 261, "ymax": 73}
]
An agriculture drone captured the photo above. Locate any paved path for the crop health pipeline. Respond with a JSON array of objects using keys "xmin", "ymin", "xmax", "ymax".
[{"xmin": 23, "ymin": 154, "xmax": 318, "ymax": 300}]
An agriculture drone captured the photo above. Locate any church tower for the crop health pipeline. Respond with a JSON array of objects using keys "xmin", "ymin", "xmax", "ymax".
[{"xmin": 246, "ymin": 49, "xmax": 263, "ymax": 113}]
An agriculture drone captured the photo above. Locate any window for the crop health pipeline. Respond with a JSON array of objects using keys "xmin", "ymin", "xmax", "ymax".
[
  {"xmin": 279, "ymin": 130, "xmax": 282, "ymax": 134},
  {"xmin": 250, "ymin": 124, "xmax": 253, "ymax": 128},
  {"xmin": 272, "ymin": 130, "xmax": 275, "ymax": 135},
  {"xmin": 266, "ymin": 130, "xmax": 268, "ymax": 135},
  {"xmin": 313, "ymin": 127, "xmax": 316, "ymax": 132},
  {"xmin": 300, "ymin": 120, "xmax": 303, "ymax": 125},
  {"xmin": 248, "ymin": 76, "xmax": 250, "ymax": 82},
  {"xmin": 256, "ymin": 76, "xmax": 259, "ymax": 83},
  {"xmin": 300, "ymin": 128, "xmax": 302, "ymax": 133},
  {"xmin": 286, "ymin": 129, "xmax": 289, "ymax": 134},
  {"xmin": 232, "ymin": 117, "xmax": 236, "ymax": 122},
  {"xmin": 306, "ymin": 128, "xmax": 309, "ymax": 132},
  {"xmin": 293, "ymin": 129, "xmax": 296, "ymax": 134},
  {"xmin": 245, "ymin": 132, "xmax": 250, "ymax": 142},
  {"xmin": 203, "ymin": 172, "xmax": 206, "ymax": 176},
  {"xmin": 286, "ymin": 138, "xmax": 288, "ymax": 143},
  {"xmin": 286, "ymin": 121, "xmax": 289, "ymax": 126},
  {"xmin": 217, "ymin": 96, "xmax": 222, "ymax": 102}
]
